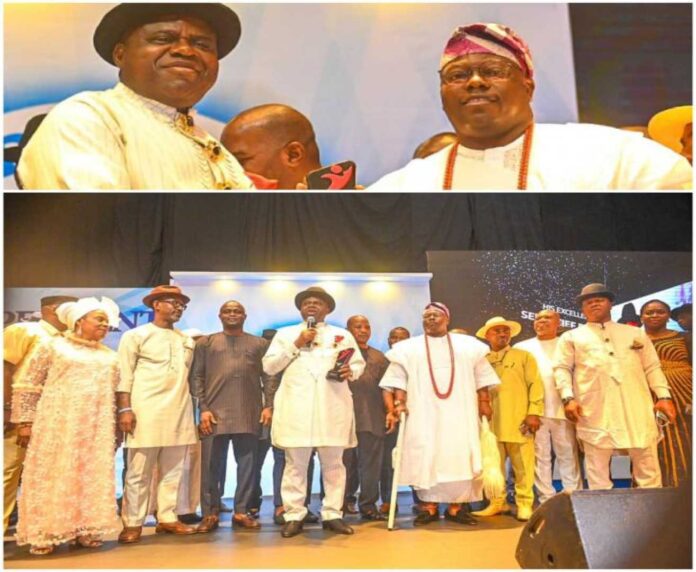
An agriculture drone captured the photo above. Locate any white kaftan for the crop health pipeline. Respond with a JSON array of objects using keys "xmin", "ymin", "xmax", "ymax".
[
  {"xmin": 553, "ymin": 321, "xmax": 671, "ymax": 449},
  {"xmin": 368, "ymin": 123, "xmax": 692, "ymax": 191},
  {"xmin": 264, "ymin": 322, "xmax": 365, "ymax": 448},
  {"xmin": 18, "ymin": 82, "xmax": 254, "ymax": 190},
  {"xmin": 379, "ymin": 334, "xmax": 500, "ymax": 502},
  {"xmin": 117, "ymin": 323, "xmax": 197, "ymax": 448}
]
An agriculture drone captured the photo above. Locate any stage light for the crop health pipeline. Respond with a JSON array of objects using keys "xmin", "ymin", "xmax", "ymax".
[
  {"xmin": 213, "ymin": 279, "xmax": 237, "ymax": 294},
  {"xmin": 364, "ymin": 281, "xmax": 397, "ymax": 298},
  {"xmin": 263, "ymin": 280, "xmax": 293, "ymax": 295}
]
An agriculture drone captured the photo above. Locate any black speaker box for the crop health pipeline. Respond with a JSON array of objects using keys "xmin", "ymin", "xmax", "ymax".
[{"xmin": 516, "ymin": 487, "xmax": 692, "ymax": 569}]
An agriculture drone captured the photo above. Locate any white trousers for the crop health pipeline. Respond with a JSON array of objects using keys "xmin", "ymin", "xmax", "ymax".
[
  {"xmin": 582, "ymin": 440, "xmax": 662, "ymax": 490},
  {"xmin": 122, "ymin": 445, "xmax": 188, "ymax": 527},
  {"xmin": 534, "ymin": 417, "xmax": 583, "ymax": 503},
  {"xmin": 147, "ymin": 441, "xmax": 202, "ymax": 515},
  {"xmin": 282, "ymin": 446, "xmax": 345, "ymax": 522}
]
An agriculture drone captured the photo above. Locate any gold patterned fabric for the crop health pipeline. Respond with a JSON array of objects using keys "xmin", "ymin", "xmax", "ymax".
[{"xmin": 651, "ymin": 331, "xmax": 692, "ymax": 487}]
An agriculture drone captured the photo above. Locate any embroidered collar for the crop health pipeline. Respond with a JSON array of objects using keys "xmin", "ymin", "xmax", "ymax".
[{"xmin": 115, "ymin": 82, "xmax": 197, "ymax": 128}]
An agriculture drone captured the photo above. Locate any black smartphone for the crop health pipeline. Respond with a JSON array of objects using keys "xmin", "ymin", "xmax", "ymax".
[{"xmin": 306, "ymin": 161, "xmax": 357, "ymax": 190}]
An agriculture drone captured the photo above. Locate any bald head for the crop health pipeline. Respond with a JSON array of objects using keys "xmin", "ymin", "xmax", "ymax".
[{"xmin": 221, "ymin": 104, "xmax": 321, "ymax": 189}]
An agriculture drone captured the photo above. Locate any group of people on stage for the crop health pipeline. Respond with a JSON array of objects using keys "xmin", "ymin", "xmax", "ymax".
[
  {"xmin": 3, "ymin": 281, "xmax": 691, "ymax": 554},
  {"xmin": 13, "ymin": 3, "xmax": 692, "ymax": 190}
]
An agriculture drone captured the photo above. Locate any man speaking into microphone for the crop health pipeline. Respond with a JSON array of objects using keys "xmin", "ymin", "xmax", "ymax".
[{"xmin": 263, "ymin": 286, "xmax": 365, "ymax": 538}]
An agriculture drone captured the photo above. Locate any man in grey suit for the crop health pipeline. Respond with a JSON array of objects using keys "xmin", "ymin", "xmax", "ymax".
[
  {"xmin": 190, "ymin": 301, "xmax": 279, "ymax": 532},
  {"xmin": 346, "ymin": 315, "xmax": 391, "ymax": 520}
]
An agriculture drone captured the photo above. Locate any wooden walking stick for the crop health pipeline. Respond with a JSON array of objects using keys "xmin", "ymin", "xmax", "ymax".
[{"xmin": 387, "ymin": 411, "xmax": 407, "ymax": 531}]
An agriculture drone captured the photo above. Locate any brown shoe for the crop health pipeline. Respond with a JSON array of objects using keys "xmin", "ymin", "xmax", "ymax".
[
  {"xmin": 196, "ymin": 515, "xmax": 219, "ymax": 534},
  {"xmin": 118, "ymin": 526, "xmax": 143, "ymax": 544},
  {"xmin": 232, "ymin": 513, "xmax": 261, "ymax": 530},
  {"xmin": 155, "ymin": 521, "xmax": 197, "ymax": 535}
]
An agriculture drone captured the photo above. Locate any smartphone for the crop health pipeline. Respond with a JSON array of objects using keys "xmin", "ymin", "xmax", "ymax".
[{"xmin": 306, "ymin": 161, "xmax": 357, "ymax": 190}]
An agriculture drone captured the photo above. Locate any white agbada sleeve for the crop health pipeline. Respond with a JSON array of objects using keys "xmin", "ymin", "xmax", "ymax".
[
  {"xmin": 552, "ymin": 331, "xmax": 576, "ymax": 400},
  {"xmin": 637, "ymin": 330, "xmax": 671, "ymax": 399},
  {"xmin": 116, "ymin": 329, "xmax": 140, "ymax": 394},
  {"xmin": 262, "ymin": 328, "xmax": 301, "ymax": 376},
  {"xmin": 18, "ymin": 97, "xmax": 131, "ymax": 190},
  {"xmin": 380, "ymin": 343, "xmax": 411, "ymax": 391}
]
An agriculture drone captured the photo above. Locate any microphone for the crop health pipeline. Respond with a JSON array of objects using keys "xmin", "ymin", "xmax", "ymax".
[{"xmin": 306, "ymin": 316, "xmax": 316, "ymax": 348}]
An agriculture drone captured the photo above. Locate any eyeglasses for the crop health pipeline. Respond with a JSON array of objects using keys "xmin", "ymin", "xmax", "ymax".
[
  {"xmin": 440, "ymin": 63, "xmax": 515, "ymax": 85},
  {"xmin": 159, "ymin": 298, "xmax": 187, "ymax": 310}
]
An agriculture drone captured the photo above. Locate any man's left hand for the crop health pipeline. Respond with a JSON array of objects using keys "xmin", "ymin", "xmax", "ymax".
[
  {"xmin": 478, "ymin": 401, "xmax": 493, "ymax": 421},
  {"xmin": 524, "ymin": 415, "xmax": 541, "ymax": 434},
  {"xmin": 655, "ymin": 399, "xmax": 677, "ymax": 424},
  {"xmin": 338, "ymin": 364, "xmax": 352, "ymax": 381},
  {"xmin": 259, "ymin": 407, "xmax": 273, "ymax": 426}
]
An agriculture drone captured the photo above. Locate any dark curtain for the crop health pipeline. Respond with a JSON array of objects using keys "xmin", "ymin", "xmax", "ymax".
[{"xmin": 4, "ymin": 193, "xmax": 691, "ymax": 287}]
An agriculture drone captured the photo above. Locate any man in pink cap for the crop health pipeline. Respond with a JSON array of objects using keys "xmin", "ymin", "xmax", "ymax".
[
  {"xmin": 370, "ymin": 23, "xmax": 691, "ymax": 190},
  {"xmin": 379, "ymin": 302, "xmax": 500, "ymax": 526}
]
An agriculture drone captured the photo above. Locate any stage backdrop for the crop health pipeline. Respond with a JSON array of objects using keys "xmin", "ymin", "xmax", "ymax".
[
  {"xmin": 4, "ymin": 271, "xmax": 432, "ymax": 497},
  {"xmin": 428, "ymin": 251, "xmax": 692, "ymax": 340},
  {"xmin": 4, "ymin": 2, "xmax": 578, "ymax": 187}
]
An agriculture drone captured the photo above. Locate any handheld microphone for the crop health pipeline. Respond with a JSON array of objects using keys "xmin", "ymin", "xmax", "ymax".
[{"xmin": 306, "ymin": 316, "xmax": 316, "ymax": 348}]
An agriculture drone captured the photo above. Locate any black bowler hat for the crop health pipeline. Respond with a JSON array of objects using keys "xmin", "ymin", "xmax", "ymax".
[
  {"xmin": 93, "ymin": 3, "xmax": 242, "ymax": 65},
  {"xmin": 294, "ymin": 286, "xmax": 336, "ymax": 313},
  {"xmin": 671, "ymin": 303, "xmax": 692, "ymax": 321},
  {"xmin": 576, "ymin": 283, "xmax": 615, "ymax": 305}
]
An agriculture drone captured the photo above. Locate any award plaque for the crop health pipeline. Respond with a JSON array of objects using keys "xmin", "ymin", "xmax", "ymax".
[{"xmin": 326, "ymin": 348, "xmax": 355, "ymax": 382}]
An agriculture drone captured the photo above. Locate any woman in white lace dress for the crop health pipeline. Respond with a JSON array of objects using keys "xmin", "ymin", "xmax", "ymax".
[{"xmin": 11, "ymin": 297, "xmax": 121, "ymax": 555}]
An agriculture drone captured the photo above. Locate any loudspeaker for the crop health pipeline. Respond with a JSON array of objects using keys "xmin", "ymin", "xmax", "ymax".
[{"xmin": 516, "ymin": 488, "xmax": 691, "ymax": 569}]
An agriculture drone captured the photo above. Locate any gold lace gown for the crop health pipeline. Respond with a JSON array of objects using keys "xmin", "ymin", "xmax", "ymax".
[{"xmin": 650, "ymin": 331, "xmax": 692, "ymax": 487}]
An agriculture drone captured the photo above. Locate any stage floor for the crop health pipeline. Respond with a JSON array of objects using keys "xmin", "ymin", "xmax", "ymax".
[{"xmin": 4, "ymin": 494, "xmax": 525, "ymax": 569}]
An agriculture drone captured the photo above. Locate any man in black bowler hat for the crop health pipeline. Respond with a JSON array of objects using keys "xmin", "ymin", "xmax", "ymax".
[
  {"xmin": 263, "ymin": 286, "xmax": 365, "ymax": 538},
  {"xmin": 18, "ymin": 3, "xmax": 253, "ymax": 190}
]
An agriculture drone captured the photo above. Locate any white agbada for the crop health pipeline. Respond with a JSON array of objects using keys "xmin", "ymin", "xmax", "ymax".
[
  {"xmin": 553, "ymin": 321, "xmax": 671, "ymax": 449},
  {"xmin": 18, "ymin": 82, "xmax": 254, "ymax": 190},
  {"xmin": 379, "ymin": 334, "xmax": 500, "ymax": 502},
  {"xmin": 264, "ymin": 322, "xmax": 365, "ymax": 448},
  {"xmin": 117, "ymin": 322, "xmax": 197, "ymax": 448},
  {"xmin": 368, "ymin": 123, "xmax": 692, "ymax": 191},
  {"xmin": 514, "ymin": 336, "xmax": 564, "ymax": 419}
]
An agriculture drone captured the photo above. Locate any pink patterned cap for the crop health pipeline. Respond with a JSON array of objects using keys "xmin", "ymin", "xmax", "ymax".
[
  {"xmin": 440, "ymin": 23, "xmax": 534, "ymax": 79},
  {"xmin": 424, "ymin": 302, "xmax": 451, "ymax": 320}
]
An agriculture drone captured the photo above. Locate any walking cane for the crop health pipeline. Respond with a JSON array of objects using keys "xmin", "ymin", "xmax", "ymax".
[{"xmin": 387, "ymin": 411, "xmax": 407, "ymax": 531}]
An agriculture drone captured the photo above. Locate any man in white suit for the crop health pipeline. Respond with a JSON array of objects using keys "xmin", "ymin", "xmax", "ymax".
[{"xmin": 263, "ymin": 286, "xmax": 365, "ymax": 538}]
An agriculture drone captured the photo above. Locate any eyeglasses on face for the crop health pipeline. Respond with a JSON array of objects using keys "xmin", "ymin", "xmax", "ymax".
[
  {"xmin": 158, "ymin": 298, "xmax": 187, "ymax": 310},
  {"xmin": 440, "ymin": 63, "xmax": 516, "ymax": 85}
]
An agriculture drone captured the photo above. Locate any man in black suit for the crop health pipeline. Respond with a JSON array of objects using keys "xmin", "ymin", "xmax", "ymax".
[
  {"xmin": 190, "ymin": 301, "xmax": 279, "ymax": 532},
  {"xmin": 346, "ymin": 315, "xmax": 391, "ymax": 520}
]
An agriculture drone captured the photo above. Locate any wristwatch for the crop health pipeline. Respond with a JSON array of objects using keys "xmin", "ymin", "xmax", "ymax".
[{"xmin": 561, "ymin": 396, "xmax": 575, "ymax": 405}]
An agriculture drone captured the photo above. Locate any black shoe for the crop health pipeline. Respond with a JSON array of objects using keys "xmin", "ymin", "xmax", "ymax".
[
  {"xmin": 281, "ymin": 520, "xmax": 304, "ymax": 538},
  {"xmin": 413, "ymin": 511, "xmax": 440, "ymax": 526},
  {"xmin": 178, "ymin": 513, "xmax": 203, "ymax": 525},
  {"xmin": 360, "ymin": 510, "xmax": 386, "ymax": 521},
  {"xmin": 444, "ymin": 509, "xmax": 478, "ymax": 526},
  {"xmin": 273, "ymin": 510, "xmax": 286, "ymax": 526},
  {"xmin": 322, "ymin": 518, "xmax": 354, "ymax": 535},
  {"xmin": 303, "ymin": 510, "xmax": 319, "ymax": 524}
]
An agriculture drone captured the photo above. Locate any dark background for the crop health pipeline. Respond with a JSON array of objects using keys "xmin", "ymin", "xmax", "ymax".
[
  {"xmin": 569, "ymin": 3, "xmax": 692, "ymax": 126},
  {"xmin": 428, "ymin": 251, "xmax": 692, "ymax": 337},
  {"xmin": 5, "ymin": 193, "xmax": 691, "ymax": 288}
]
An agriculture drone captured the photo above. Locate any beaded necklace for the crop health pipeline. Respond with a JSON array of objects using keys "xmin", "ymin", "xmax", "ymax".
[
  {"xmin": 443, "ymin": 124, "xmax": 534, "ymax": 190},
  {"xmin": 425, "ymin": 333, "xmax": 455, "ymax": 399}
]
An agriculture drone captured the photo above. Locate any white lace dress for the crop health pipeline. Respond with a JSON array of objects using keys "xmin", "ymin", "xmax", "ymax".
[{"xmin": 11, "ymin": 334, "xmax": 121, "ymax": 548}]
